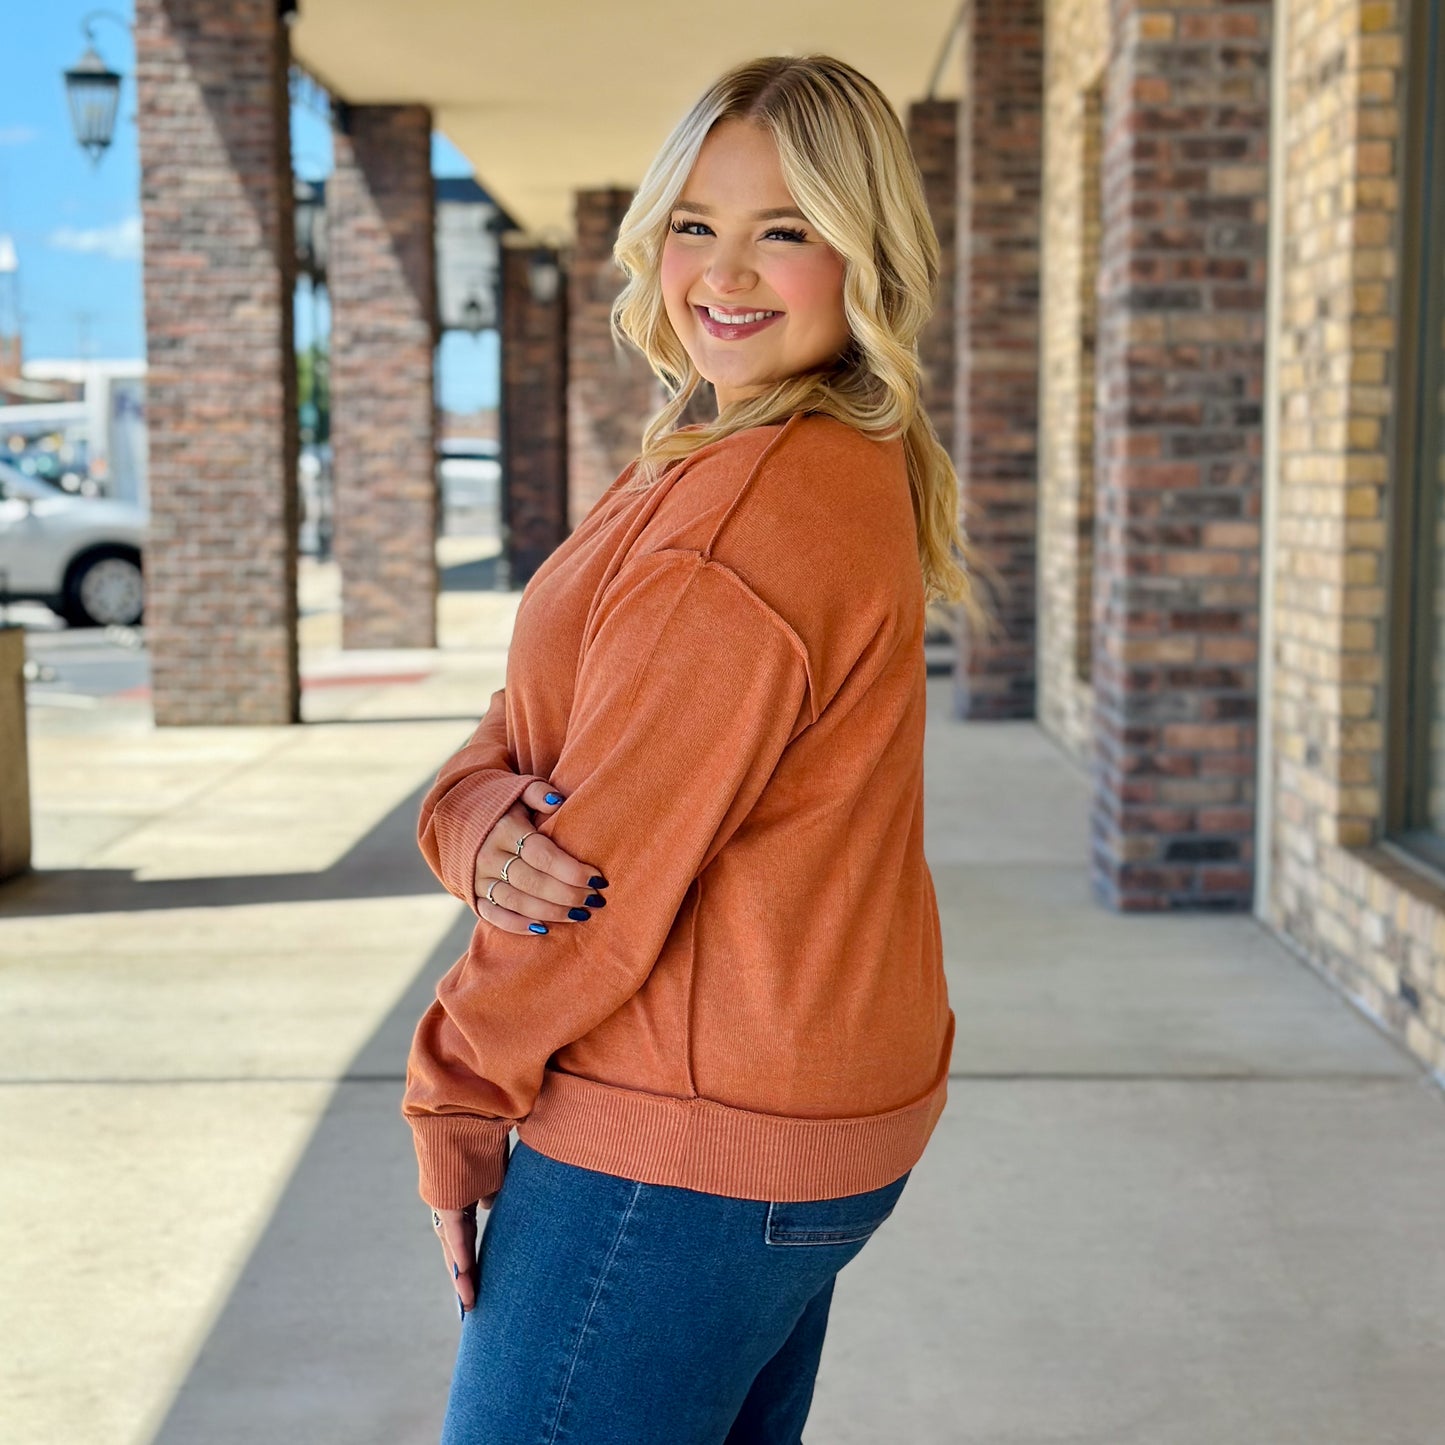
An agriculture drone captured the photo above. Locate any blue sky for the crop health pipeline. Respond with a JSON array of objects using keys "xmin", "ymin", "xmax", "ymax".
[{"xmin": 0, "ymin": 0, "xmax": 498, "ymax": 411}]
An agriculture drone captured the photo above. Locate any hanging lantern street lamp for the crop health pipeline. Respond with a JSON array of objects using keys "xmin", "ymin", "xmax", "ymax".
[
  {"xmin": 63, "ymin": 11, "xmax": 130, "ymax": 166},
  {"xmin": 293, "ymin": 177, "xmax": 328, "ymax": 284},
  {"xmin": 459, "ymin": 296, "xmax": 485, "ymax": 336}
]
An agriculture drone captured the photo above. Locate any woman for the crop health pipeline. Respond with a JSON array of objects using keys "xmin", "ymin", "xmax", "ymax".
[{"xmin": 403, "ymin": 52, "xmax": 974, "ymax": 1444}]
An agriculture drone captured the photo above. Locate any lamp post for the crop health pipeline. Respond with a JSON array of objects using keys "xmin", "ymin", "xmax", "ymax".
[
  {"xmin": 293, "ymin": 174, "xmax": 332, "ymax": 560},
  {"xmin": 62, "ymin": 11, "xmax": 130, "ymax": 166},
  {"xmin": 293, "ymin": 176, "xmax": 328, "ymax": 286}
]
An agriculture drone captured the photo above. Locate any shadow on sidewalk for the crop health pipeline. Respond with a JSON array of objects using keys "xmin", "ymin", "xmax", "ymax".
[
  {"xmin": 440, "ymin": 553, "xmax": 505, "ymax": 592},
  {"xmin": 0, "ymin": 781, "xmax": 440, "ymax": 919},
  {"xmin": 144, "ymin": 905, "xmax": 475, "ymax": 1445}
]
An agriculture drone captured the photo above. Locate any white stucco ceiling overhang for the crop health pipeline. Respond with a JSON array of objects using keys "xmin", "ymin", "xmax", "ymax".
[{"xmin": 290, "ymin": 0, "xmax": 962, "ymax": 240}]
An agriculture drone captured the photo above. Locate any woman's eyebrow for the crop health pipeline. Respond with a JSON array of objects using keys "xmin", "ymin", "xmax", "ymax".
[{"xmin": 673, "ymin": 200, "xmax": 808, "ymax": 221}]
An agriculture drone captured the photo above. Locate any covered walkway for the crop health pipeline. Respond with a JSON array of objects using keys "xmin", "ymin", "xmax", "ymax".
[{"xmin": 2, "ymin": 570, "xmax": 1440, "ymax": 1444}]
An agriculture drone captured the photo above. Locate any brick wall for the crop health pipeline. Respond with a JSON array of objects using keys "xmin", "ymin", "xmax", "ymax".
[
  {"xmin": 953, "ymin": 0, "xmax": 1044, "ymax": 721},
  {"xmin": 1090, "ymin": 0, "xmax": 1271, "ymax": 910},
  {"xmin": 134, "ymin": 0, "xmax": 299, "ymax": 725},
  {"xmin": 1265, "ymin": 0, "xmax": 1443, "ymax": 1077},
  {"xmin": 1038, "ymin": 0, "xmax": 1109, "ymax": 763},
  {"xmin": 500, "ymin": 239, "xmax": 568, "ymax": 585},
  {"xmin": 568, "ymin": 188, "xmax": 663, "ymax": 524},
  {"xmin": 907, "ymin": 99, "xmax": 957, "ymax": 458},
  {"xmin": 329, "ymin": 104, "xmax": 439, "ymax": 650}
]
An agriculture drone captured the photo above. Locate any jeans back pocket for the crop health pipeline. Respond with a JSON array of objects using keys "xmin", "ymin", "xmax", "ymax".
[{"xmin": 764, "ymin": 1171, "xmax": 911, "ymax": 1247}]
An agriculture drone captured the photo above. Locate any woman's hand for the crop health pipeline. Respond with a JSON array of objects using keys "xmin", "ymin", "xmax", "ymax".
[
  {"xmin": 473, "ymin": 779, "xmax": 609, "ymax": 934},
  {"xmin": 432, "ymin": 1198, "xmax": 496, "ymax": 1314}
]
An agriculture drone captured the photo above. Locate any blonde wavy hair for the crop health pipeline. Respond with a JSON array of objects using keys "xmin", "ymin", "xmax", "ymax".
[{"xmin": 609, "ymin": 53, "xmax": 978, "ymax": 611}]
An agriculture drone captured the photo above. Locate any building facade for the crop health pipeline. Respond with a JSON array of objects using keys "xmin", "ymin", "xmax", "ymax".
[
  {"xmin": 129, "ymin": 0, "xmax": 1445, "ymax": 1082},
  {"xmin": 1025, "ymin": 0, "xmax": 1444, "ymax": 1079}
]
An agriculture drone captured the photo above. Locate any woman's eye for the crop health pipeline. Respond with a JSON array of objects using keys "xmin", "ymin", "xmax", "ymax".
[{"xmin": 668, "ymin": 220, "xmax": 808, "ymax": 243}]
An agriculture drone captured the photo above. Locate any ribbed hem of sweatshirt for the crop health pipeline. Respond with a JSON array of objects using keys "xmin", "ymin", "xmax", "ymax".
[
  {"xmin": 410, "ymin": 1113, "xmax": 514, "ymax": 1210},
  {"xmin": 516, "ymin": 1063, "xmax": 950, "ymax": 1203},
  {"xmin": 429, "ymin": 769, "xmax": 549, "ymax": 911}
]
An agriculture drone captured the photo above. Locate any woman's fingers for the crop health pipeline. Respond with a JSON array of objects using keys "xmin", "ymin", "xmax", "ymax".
[
  {"xmin": 483, "ymin": 853, "xmax": 595, "ymax": 917},
  {"xmin": 472, "ymin": 798, "xmax": 609, "ymax": 932},
  {"xmin": 510, "ymin": 792, "xmax": 608, "ymax": 894},
  {"xmin": 518, "ymin": 778, "xmax": 565, "ymax": 817},
  {"xmin": 514, "ymin": 786, "xmax": 604, "ymax": 895},
  {"xmin": 435, "ymin": 1207, "xmax": 480, "ymax": 1312}
]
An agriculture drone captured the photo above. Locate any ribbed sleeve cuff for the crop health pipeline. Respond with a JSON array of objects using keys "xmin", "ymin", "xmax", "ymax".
[
  {"xmin": 409, "ymin": 1113, "xmax": 515, "ymax": 1210},
  {"xmin": 430, "ymin": 769, "xmax": 550, "ymax": 912}
]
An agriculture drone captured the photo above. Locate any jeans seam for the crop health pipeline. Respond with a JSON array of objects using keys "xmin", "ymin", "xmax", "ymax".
[
  {"xmin": 542, "ymin": 1179, "xmax": 644, "ymax": 1444},
  {"xmin": 764, "ymin": 1202, "xmax": 897, "ymax": 1247},
  {"xmin": 765, "ymin": 1228, "xmax": 876, "ymax": 1247}
]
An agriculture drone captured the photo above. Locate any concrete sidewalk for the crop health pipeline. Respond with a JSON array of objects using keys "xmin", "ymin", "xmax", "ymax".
[{"xmin": 2, "ymin": 555, "xmax": 1443, "ymax": 1445}]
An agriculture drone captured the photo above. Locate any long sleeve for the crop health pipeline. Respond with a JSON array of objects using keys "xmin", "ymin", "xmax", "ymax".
[
  {"xmin": 417, "ymin": 684, "xmax": 552, "ymax": 914},
  {"xmin": 402, "ymin": 547, "xmax": 815, "ymax": 1208}
]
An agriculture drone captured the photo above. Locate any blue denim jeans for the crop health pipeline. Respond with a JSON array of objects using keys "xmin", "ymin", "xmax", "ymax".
[{"xmin": 440, "ymin": 1138, "xmax": 910, "ymax": 1445}]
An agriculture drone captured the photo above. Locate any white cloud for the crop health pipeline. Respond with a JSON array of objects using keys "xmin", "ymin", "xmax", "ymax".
[
  {"xmin": 48, "ymin": 214, "xmax": 142, "ymax": 262},
  {"xmin": 0, "ymin": 125, "xmax": 39, "ymax": 147}
]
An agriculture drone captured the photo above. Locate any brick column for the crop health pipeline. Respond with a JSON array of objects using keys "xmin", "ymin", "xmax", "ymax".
[
  {"xmin": 500, "ymin": 240, "xmax": 568, "ymax": 586},
  {"xmin": 329, "ymin": 105, "xmax": 439, "ymax": 650},
  {"xmin": 907, "ymin": 99, "xmax": 957, "ymax": 457},
  {"xmin": 1090, "ymin": 0, "xmax": 1271, "ymax": 910},
  {"xmin": 569, "ymin": 188, "xmax": 663, "ymax": 524},
  {"xmin": 0, "ymin": 627, "xmax": 31, "ymax": 880},
  {"xmin": 953, "ymin": 0, "xmax": 1044, "ymax": 720},
  {"xmin": 134, "ymin": 0, "xmax": 299, "ymax": 725}
]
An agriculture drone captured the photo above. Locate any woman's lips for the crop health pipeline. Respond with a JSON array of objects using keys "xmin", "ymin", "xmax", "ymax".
[{"xmin": 694, "ymin": 305, "xmax": 783, "ymax": 340}]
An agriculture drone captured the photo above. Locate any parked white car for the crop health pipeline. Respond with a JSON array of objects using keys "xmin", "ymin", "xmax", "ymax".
[
  {"xmin": 439, "ymin": 446, "xmax": 500, "ymax": 514},
  {"xmin": 0, "ymin": 459, "xmax": 147, "ymax": 627}
]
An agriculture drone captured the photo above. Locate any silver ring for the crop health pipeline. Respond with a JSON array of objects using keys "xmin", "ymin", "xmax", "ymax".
[
  {"xmin": 515, "ymin": 830, "xmax": 535, "ymax": 857},
  {"xmin": 500, "ymin": 855, "xmax": 517, "ymax": 883},
  {"xmin": 485, "ymin": 878, "xmax": 503, "ymax": 906},
  {"xmin": 432, "ymin": 1209, "xmax": 443, "ymax": 1230}
]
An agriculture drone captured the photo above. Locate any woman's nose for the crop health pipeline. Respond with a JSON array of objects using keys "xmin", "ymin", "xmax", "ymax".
[{"xmin": 704, "ymin": 247, "xmax": 757, "ymax": 293}]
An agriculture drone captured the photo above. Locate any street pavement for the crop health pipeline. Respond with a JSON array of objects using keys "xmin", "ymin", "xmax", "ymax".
[{"xmin": 1, "ymin": 540, "xmax": 1443, "ymax": 1445}]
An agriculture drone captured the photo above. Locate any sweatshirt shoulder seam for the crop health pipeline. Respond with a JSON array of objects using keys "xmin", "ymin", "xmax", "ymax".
[
  {"xmin": 699, "ymin": 555, "xmax": 819, "ymax": 723},
  {"xmin": 630, "ymin": 546, "xmax": 819, "ymax": 725}
]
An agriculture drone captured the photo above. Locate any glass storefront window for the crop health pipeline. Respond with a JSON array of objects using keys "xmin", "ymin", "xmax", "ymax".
[{"xmin": 1390, "ymin": 0, "xmax": 1445, "ymax": 869}]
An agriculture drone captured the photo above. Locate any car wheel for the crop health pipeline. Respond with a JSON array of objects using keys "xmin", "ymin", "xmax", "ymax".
[{"xmin": 62, "ymin": 547, "xmax": 144, "ymax": 628}]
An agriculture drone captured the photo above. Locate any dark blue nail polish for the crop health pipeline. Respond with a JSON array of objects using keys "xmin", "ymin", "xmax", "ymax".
[
  {"xmin": 458, "ymin": 1296, "xmax": 465, "ymax": 1322},
  {"xmin": 585, "ymin": 893, "xmax": 605, "ymax": 907},
  {"xmin": 588, "ymin": 876, "xmax": 609, "ymax": 889},
  {"xmin": 528, "ymin": 922, "xmax": 548, "ymax": 934},
  {"xmin": 452, "ymin": 1261, "xmax": 459, "ymax": 1279},
  {"xmin": 544, "ymin": 792, "xmax": 563, "ymax": 805},
  {"xmin": 568, "ymin": 906, "xmax": 591, "ymax": 921}
]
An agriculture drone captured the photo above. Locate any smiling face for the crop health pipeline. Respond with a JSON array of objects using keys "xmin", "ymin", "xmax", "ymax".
[{"xmin": 660, "ymin": 117, "xmax": 852, "ymax": 412}]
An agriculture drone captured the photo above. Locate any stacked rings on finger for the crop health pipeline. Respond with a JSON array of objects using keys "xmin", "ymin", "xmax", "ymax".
[{"xmin": 483, "ymin": 831, "xmax": 538, "ymax": 908}]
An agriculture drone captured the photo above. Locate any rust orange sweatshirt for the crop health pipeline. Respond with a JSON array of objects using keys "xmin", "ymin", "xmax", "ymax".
[{"xmin": 402, "ymin": 410, "xmax": 955, "ymax": 1209}]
